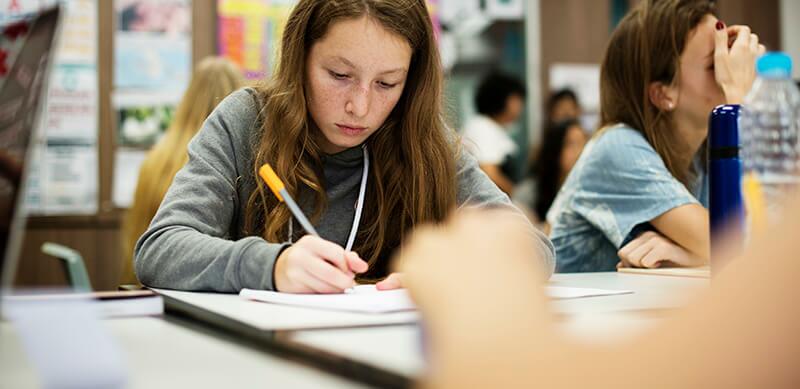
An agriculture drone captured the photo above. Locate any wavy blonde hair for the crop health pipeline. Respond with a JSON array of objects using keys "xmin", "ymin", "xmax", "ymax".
[
  {"xmin": 245, "ymin": 0, "xmax": 457, "ymax": 280},
  {"xmin": 120, "ymin": 56, "xmax": 245, "ymax": 285}
]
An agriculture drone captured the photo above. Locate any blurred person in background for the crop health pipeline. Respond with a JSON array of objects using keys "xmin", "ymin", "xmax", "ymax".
[
  {"xmin": 461, "ymin": 71, "xmax": 526, "ymax": 196},
  {"xmin": 530, "ymin": 119, "xmax": 588, "ymax": 231},
  {"xmin": 545, "ymin": 88, "xmax": 581, "ymax": 124},
  {"xmin": 120, "ymin": 56, "xmax": 244, "ymax": 285},
  {"xmin": 515, "ymin": 89, "xmax": 584, "ymax": 224}
]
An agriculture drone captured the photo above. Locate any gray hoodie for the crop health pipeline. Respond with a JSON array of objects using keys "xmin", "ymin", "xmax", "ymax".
[{"xmin": 134, "ymin": 88, "xmax": 554, "ymax": 292}]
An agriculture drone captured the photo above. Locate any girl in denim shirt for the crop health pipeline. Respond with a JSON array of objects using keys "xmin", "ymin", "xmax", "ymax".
[{"xmin": 548, "ymin": 0, "xmax": 765, "ymax": 272}]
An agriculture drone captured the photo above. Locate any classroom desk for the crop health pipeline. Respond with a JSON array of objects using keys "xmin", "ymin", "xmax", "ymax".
[
  {"xmin": 0, "ymin": 272, "xmax": 708, "ymax": 388},
  {"xmin": 0, "ymin": 315, "xmax": 369, "ymax": 389},
  {"xmin": 286, "ymin": 271, "xmax": 709, "ymax": 380}
]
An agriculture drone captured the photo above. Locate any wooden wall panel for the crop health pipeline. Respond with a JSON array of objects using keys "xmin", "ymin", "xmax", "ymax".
[
  {"xmin": 716, "ymin": 0, "xmax": 781, "ymax": 51},
  {"xmin": 98, "ymin": 0, "xmax": 113, "ymax": 214},
  {"xmin": 193, "ymin": 0, "xmax": 218, "ymax": 66},
  {"xmin": 539, "ymin": 0, "xmax": 612, "ymax": 94}
]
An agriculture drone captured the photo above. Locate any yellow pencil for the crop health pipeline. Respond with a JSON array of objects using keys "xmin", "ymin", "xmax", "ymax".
[{"xmin": 742, "ymin": 172, "xmax": 767, "ymax": 235}]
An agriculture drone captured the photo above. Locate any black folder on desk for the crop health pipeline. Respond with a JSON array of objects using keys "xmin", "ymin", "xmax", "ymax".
[{"xmin": 157, "ymin": 288, "xmax": 415, "ymax": 389}]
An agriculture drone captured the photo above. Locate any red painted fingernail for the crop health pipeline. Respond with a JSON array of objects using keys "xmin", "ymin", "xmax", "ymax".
[{"xmin": 715, "ymin": 21, "xmax": 725, "ymax": 30}]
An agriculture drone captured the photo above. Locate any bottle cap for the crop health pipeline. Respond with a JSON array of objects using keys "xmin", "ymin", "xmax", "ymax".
[{"xmin": 756, "ymin": 52, "xmax": 792, "ymax": 78}]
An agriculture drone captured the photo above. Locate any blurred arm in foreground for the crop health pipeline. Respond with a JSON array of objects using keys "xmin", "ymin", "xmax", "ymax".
[{"xmin": 398, "ymin": 198, "xmax": 800, "ymax": 389}]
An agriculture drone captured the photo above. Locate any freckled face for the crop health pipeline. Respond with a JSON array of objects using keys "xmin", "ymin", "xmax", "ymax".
[{"xmin": 305, "ymin": 16, "xmax": 412, "ymax": 154}]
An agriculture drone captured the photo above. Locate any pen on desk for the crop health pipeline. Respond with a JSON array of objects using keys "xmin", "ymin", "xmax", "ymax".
[{"xmin": 258, "ymin": 164, "xmax": 319, "ymax": 236}]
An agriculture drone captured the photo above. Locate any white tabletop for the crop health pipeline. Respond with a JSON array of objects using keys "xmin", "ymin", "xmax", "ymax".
[
  {"xmin": 286, "ymin": 272, "xmax": 709, "ymax": 378},
  {"xmin": 0, "ymin": 272, "xmax": 708, "ymax": 388},
  {"xmin": 0, "ymin": 316, "xmax": 368, "ymax": 389}
]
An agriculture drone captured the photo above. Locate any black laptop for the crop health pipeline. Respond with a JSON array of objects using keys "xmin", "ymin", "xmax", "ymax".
[{"xmin": 0, "ymin": 6, "xmax": 60, "ymax": 297}]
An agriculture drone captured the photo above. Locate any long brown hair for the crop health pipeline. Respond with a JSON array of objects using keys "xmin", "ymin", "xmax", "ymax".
[
  {"xmin": 121, "ymin": 57, "xmax": 244, "ymax": 285},
  {"xmin": 598, "ymin": 0, "xmax": 714, "ymax": 185},
  {"xmin": 245, "ymin": 0, "xmax": 457, "ymax": 280}
]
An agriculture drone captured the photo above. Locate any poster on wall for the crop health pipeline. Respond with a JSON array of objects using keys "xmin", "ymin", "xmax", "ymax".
[
  {"xmin": 113, "ymin": 0, "xmax": 191, "ymax": 209},
  {"xmin": 27, "ymin": 142, "xmax": 99, "ymax": 215},
  {"xmin": 116, "ymin": 104, "xmax": 174, "ymax": 147},
  {"xmin": 45, "ymin": 64, "xmax": 98, "ymax": 141},
  {"xmin": 0, "ymin": 0, "xmax": 100, "ymax": 215},
  {"xmin": 217, "ymin": 0, "xmax": 295, "ymax": 80},
  {"xmin": 217, "ymin": 0, "xmax": 442, "ymax": 80},
  {"xmin": 114, "ymin": 0, "xmax": 192, "ymax": 91},
  {"xmin": 112, "ymin": 90, "xmax": 179, "ymax": 148}
]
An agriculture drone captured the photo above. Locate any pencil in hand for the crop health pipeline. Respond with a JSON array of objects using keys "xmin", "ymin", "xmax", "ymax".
[{"xmin": 259, "ymin": 164, "xmax": 319, "ymax": 236}]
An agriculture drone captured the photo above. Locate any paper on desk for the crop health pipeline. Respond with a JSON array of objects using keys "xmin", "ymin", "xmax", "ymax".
[
  {"xmin": 240, "ymin": 285, "xmax": 633, "ymax": 314},
  {"xmin": 241, "ymin": 288, "xmax": 416, "ymax": 314},
  {"xmin": 546, "ymin": 286, "xmax": 633, "ymax": 299}
]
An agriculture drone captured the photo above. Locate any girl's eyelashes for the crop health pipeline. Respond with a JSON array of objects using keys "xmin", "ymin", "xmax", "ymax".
[
  {"xmin": 377, "ymin": 81, "xmax": 398, "ymax": 89},
  {"xmin": 327, "ymin": 69, "xmax": 400, "ymax": 89},
  {"xmin": 329, "ymin": 70, "xmax": 350, "ymax": 80}
]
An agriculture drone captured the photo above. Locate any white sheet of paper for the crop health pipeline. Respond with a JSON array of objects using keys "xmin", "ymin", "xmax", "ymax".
[
  {"xmin": 241, "ymin": 287, "xmax": 416, "ymax": 314},
  {"xmin": 545, "ymin": 286, "xmax": 633, "ymax": 299},
  {"xmin": 112, "ymin": 148, "xmax": 148, "ymax": 208},
  {"xmin": 240, "ymin": 285, "xmax": 633, "ymax": 314}
]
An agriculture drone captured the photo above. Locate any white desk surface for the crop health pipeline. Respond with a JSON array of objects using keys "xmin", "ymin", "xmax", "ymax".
[
  {"xmin": 1, "ymin": 272, "xmax": 708, "ymax": 388},
  {"xmin": 0, "ymin": 316, "xmax": 368, "ymax": 389},
  {"xmin": 288, "ymin": 271, "xmax": 709, "ymax": 379}
]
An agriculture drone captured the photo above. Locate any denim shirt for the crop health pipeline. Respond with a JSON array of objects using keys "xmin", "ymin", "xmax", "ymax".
[{"xmin": 547, "ymin": 124, "xmax": 709, "ymax": 272}]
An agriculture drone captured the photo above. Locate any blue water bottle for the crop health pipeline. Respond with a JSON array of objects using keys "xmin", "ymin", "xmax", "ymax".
[{"xmin": 708, "ymin": 104, "xmax": 745, "ymax": 270}]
